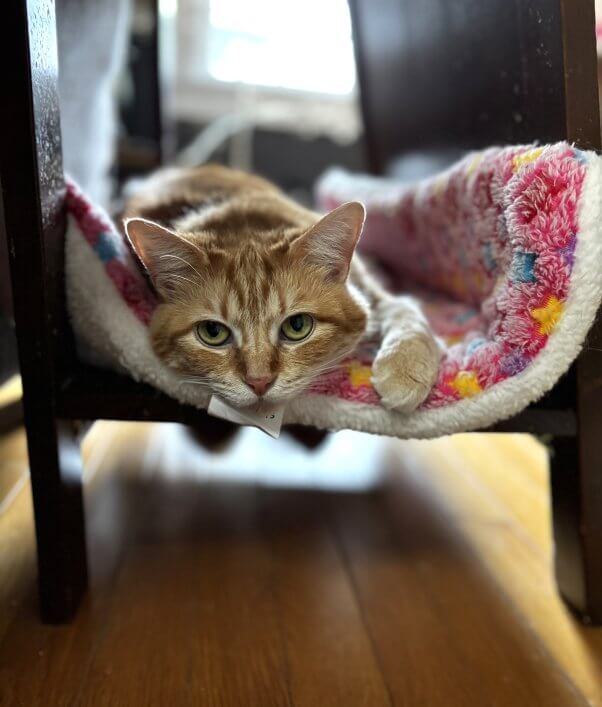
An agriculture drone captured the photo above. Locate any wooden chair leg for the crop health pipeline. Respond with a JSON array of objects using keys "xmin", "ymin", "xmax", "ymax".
[
  {"xmin": 549, "ymin": 435, "xmax": 602, "ymax": 624},
  {"xmin": 25, "ymin": 417, "xmax": 88, "ymax": 623}
]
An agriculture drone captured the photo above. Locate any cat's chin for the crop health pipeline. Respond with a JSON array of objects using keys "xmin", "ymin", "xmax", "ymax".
[
  {"xmin": 217, "ymin": 387, "xmax": 301, "ymax": 409},
  {"xmin": 225, "ymin": 393, "xmax": 289, "ymax": 409}
]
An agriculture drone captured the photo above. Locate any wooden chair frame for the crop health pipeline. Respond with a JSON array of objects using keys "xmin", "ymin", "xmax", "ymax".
[{"xmin": 0, "ymin": 0, "xmax": 600, "ymax": 623}]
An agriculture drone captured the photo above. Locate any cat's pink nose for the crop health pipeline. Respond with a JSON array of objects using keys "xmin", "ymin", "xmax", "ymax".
[{"xmin": 245, "ymin": 375, "xmax": 275, "ymax": 396}]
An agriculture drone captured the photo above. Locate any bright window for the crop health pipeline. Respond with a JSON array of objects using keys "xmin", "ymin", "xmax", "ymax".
[{"xmin": 206, "ymin": 0, "xmax": 356, "ymax": 95}]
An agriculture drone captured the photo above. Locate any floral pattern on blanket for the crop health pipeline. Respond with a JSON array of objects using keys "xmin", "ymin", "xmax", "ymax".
[{"xmin": 317, "ymin": 143, "xmax": 586, "ymax": 408}]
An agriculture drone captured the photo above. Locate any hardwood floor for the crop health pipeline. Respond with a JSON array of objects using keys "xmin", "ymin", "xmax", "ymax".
[{"xmin": 0, "ymin": 419, "xmax": 600, "ymax": 706}]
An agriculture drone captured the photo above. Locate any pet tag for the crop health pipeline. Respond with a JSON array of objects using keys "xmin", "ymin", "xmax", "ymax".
[{"xmin": 207, "ymin": 395, "xmax": 285, "ymax": 438}]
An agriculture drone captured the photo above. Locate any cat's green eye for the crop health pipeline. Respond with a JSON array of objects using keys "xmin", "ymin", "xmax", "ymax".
[
  {"xmin": 281, "ymin": 313, "xmax": 314, "ymax": 342},
  {"xmin": 196, "ymin": 320, "xmax": 231, "ymax": 347}
]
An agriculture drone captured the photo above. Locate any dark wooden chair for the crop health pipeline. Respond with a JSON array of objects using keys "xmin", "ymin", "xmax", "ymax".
[
  {"xmin": 1, "ymin": 0, "xmax": 601, "ymax": 624},
  {"xmin": 350, "ymin": 0, "xmax": 602, "ymax": 623}
]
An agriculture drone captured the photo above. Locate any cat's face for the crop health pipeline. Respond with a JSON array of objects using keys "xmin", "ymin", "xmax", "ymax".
[{"xmin": 125, "ymin": 202, "xmax": 367, "ymax": 407}]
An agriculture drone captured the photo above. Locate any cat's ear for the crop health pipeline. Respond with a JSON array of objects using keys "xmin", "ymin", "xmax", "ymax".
[
  {"xmin": 124, "ymin": 217, "xmax": 203, "ymax": 298},
  {"xmin": 294, "ymin": 202, "xmax": 365, "ymax": 282}
]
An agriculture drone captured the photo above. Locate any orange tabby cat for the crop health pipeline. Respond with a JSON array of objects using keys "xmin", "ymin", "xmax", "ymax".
[{"xmin": 123, "ymin": 165, "xmax": 440, "ymax": 411}]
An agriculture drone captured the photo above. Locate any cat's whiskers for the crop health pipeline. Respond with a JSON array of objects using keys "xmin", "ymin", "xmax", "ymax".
[
  {"xmin": 179, "ymin": 371, "xmax": 211, "ymax": 381},
  {"xmin": 313, "ymin": 359, "xmax": 347, "ymax": 374},
  {"xmin": 277, "ymin": 356, "xmax": 349, "ymax": 390},
  {"xmin": 179, "ymin": 376, "xmax": 212, "ymax": 387},
  {"xmin": 307, "ymin": 351, "xmax": 354, "ymax": 376}
]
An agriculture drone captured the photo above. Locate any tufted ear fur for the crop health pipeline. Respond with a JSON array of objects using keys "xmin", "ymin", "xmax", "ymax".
[
  {"xmin": 124, "ymin": 217, "xmax": 204, "ymax": 298},
  {"xmin": 292, "ymin": 201, "xmax": 365, "ymax": 282}
]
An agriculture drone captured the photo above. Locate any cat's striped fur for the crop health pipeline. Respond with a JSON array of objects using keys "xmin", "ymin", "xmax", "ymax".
[{"xmin": 123, "ymin": 165, "xmax": 440, "ymax": 410}]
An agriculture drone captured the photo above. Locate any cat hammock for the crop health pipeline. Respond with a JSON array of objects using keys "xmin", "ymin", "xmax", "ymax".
[{"xmin": 65, "ymin": 142, "xmax": 602, "ymax": 438}]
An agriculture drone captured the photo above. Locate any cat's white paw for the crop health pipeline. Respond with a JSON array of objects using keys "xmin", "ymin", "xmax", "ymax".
[{"xmin": 372, "ymin": 334, "xmax": 440, "ymax": 413}]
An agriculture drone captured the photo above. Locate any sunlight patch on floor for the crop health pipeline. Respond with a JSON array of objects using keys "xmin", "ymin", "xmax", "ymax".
[{"xmin": 142, "ymin": 423, "xmax": 387, "ymax": 490}]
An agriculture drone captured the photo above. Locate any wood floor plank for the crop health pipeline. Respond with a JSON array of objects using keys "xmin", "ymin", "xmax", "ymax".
[
  {"xmin": 0, "ymin": 484, "xmax": 36, "ymax": 644},
  {"xmin": 259, "ymin": 490, "xmax": 391, "ymax": 707},
  {"xmin": 0, "ymin": 451, "xmax": 135, "ymax": 707},
  {"xmin": 0, "ymin": 591, "xmax": 116, "ymax": 706},
  {"xmin": 331, "ymin": 486, "xmax": 588, "ymax": 707},
  {"xmin": 443, "ymin": 435, "xmax": 550, "ymax": 550},
  {"xmin": 74, "ymin": 482, "xmax": 293, "ymax": 707},
  {"xmin": 394, "ymin": 436, "xmax": 602, "ymax": 706},
  {"xmin": 0, "ymin": 430, "xmax": 27, "ymax": 507},
  {"xmin": 74, "ymin": 483, "xmax": 393, "ymax": 707}
]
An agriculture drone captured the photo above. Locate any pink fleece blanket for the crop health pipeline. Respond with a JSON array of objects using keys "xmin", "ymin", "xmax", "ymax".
[
  {"xmin": 317, "ymin": 143, "xmax": 596, "ymax": 408},
  {"xmin": 65, "ymin": 143, "xmax": 602, "ymax": 437}
]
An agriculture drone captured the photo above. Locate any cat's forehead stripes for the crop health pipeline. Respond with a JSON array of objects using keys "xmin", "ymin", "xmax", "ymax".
[{"xmin": 209, "ymin": 244, "xmax": 290, "ymax": 323}]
